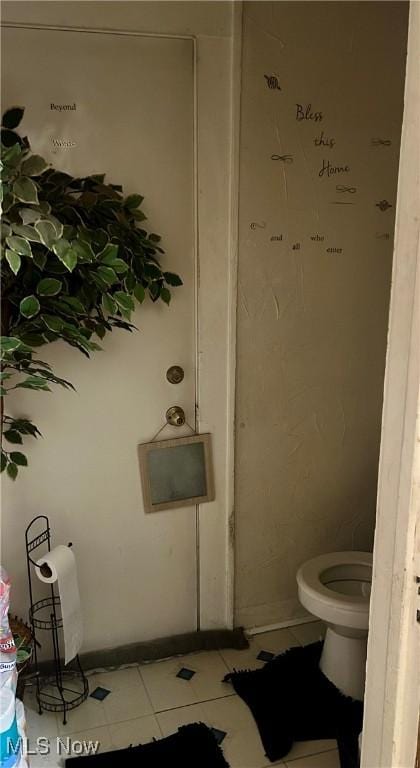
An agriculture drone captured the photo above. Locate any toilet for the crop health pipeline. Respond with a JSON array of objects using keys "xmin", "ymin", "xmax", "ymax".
[{"xmin": 296, "ymin": 551, "xmax": 372, "ymax": 701}]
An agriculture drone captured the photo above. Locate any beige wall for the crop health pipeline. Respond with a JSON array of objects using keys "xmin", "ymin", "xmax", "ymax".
[{"xmin": 235, "ymin": 1, "xmax": 409, "ymax": 629}]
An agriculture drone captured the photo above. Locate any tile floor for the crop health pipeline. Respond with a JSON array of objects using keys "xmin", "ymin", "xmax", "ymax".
[{"xmin": 23, "ymin": 621, "xmax": 339, "ymax": 768}]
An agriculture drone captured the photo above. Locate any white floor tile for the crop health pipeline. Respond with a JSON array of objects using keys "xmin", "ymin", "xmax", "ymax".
[
  {"xmin": 156, "ymin": 701, "xmax": 208, "ymax": 734},
  {"xmin": 290, "ymin": 622, "xmax": 325, "ymax": 646},
  {"xmin": 22, "ymin": 693, "xmax": 63, "ymax": 766},
  {"xmin": 157, "ymin": 695, "xmax": 278, "ymax": 768},
  {"xmin": 25, "ymin": 702, "xmax": 59, "ymax": 741},
  {"xmin": 285, "ymin": 749, "xmax": 340, "ymax": 768},
  {"xmin": 87, "ymin": 666, "xmax": 142, "ymax": 692},
  {"xmin": 102, "ymin": 679, "xmax": 153, "ymax": 724},
  {"xmin": 56, "ymin": 725, "xmax": 112, "ymax": 756},
  {"xmin": 220, "ymin": 628, "xmax": 298, "ymax": 672},
  {"xmin": 56, "ymin": 697, "xmax": 107, "ymax": 735},
  {"xmin": 22, "ymin": 622, "xmax": 338, "ymax": 766},
  {"xmin": 109, "ymin": 714, "xmax": 162, "ymax": 749},
  {"xmin": 284, "ymin": 740, "xmax": 338, "ymax": 762},
  {"xmin": 24, "ymin": 754, "xmax": 63, "ymax": 768},
  {"xmin": 22, "ymin": 705, "xmax": 59, "ymax": 766},
  {"xmin": 51, "ymin": 666, "xmax": 153, "ymax": 731},
  {"xmin": 140, "ymin": 650, "xmax": 232, "ymax": 712},
  {"xmin": 204, "ymin": 696, "xmax": 283, "ymax": 768}
]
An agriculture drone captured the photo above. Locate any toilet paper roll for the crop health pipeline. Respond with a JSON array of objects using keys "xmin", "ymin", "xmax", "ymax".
[{"xmin": 36, "ymin": 546, "xmax": 83, "ymax": 665}]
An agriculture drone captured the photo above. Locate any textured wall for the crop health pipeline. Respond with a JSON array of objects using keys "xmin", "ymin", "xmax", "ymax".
[{"xmin": 235, "ymin": 1, "xmax": 409, "ymax": 628}]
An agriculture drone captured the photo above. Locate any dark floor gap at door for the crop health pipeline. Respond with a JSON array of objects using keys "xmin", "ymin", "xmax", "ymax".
[{"xmin": 35, "ymin": 628, "xmax": 249, "ymax": 675}]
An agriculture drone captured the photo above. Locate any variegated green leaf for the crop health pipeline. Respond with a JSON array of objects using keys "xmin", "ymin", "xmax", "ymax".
[
  {"xmin": 13, "ymin": 177, "xmax": 39, "ymax": 204},
  {"xmin": 6, "ymin": 236, "xmax": 32, "ymax": 257},
  {"xmin": 35, "ymin": 220, "xmax": 57, "ymax": 249},
  {"xmin": 21, "ymin": 154, "xmax": 48, "ymax": 177},
  {"xmin": 5, "ymin": 249, "xmax": 21, "ymax": 274}
]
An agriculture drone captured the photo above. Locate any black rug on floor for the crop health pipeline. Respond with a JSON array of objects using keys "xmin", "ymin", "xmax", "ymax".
[
  {"xmin": 223, "ymin": 641, "xmax": 363, "ymax": 768},
  {"xmin": 66, "ymin": 722, "xmax": 230, "ymax": 767}
]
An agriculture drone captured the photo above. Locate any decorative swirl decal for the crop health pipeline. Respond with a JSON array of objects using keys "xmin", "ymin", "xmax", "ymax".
[
  {"xmin": 264, "ymin": 75, "xmax": 281, "ymax": 90},
  {"xmin": 336, "ymin": 184, "xmax": 357, "ymax": 194},
  {"xmin": 271, "ymin": 154, "xmax": 294, "ymax": 163},
  {"xmin": 376, "ymin": 199, "xmax": 392, "ymax": 211},
  {"xmin": 250, "ymin": 222, "xmax": 266, "ymax": 230}
]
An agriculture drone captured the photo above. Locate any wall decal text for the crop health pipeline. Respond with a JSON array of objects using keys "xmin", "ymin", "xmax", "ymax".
[
  {"xmin": 296, "ymin": 103, "xmax": 323, "ymax": 122},
  {"xmin": 50, "ymin": 103, "xmax": 76, "ymax": 111},
  {"xmin": 319, "ymin": 159, "xmax": 350, "ymax": 178},
  {"xmin": 314, "ymin": 130, "xmax": 335, "ymax": 149},
  {"xmin": 371, "ymin": 138, "xmax": 392, "ymax": 147},
  {"xmin": 51, "ymin": 138, "xmax": 77, "ymax": 148}
]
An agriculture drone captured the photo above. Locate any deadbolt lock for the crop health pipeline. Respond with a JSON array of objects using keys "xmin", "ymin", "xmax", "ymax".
[
  {"xmin": 166, "ymin": 406, "xmax": 186, "ymax": 427},
  {"xmin": 166, "ymin": 365, "xmax": 185, "ymax": 384}
]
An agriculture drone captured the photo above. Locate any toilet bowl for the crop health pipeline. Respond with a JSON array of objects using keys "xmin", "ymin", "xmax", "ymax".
[{"xmin": 297, "ymin": 551, "xmax": 372, "ymax": 701}]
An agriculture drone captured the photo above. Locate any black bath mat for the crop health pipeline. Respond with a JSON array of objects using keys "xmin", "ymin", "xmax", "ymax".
[
  {"xmin": 66, "ymin": 722, "xmax": 230, "ymax": 767},
  {"xmin": 223, "ymin": 641, "xmax": 363, "ymax": 768}
]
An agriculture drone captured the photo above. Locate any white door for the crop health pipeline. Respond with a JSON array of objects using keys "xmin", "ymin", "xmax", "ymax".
[
  {"xmin": 362, "ymin": 2, "xmax": 420, "ymax": 765},
  {"xmin": 2, "ymin": 27, "xmax": 198, "ymax": 650}
]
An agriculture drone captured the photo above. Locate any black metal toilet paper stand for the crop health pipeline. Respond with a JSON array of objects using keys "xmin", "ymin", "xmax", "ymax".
[{"xmin": 25, "ymin": 515, "xmax": 88, "ymax": 724}]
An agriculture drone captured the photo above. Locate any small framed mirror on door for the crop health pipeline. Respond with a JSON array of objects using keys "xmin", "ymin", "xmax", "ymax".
[{"xmin": 138, "ymin": 433, "xmax": 215, "ymax": 513}]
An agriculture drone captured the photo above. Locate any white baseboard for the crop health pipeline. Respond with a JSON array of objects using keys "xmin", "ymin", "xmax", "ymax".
[{"xmin": 246, "ymin": 615, "xmax": 317, "ymax": 636}]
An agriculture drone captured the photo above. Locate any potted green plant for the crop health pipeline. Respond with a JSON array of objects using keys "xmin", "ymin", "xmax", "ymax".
[{"xmin": 1, "ymin": 107, "xmax": 182, "ymax": 478}]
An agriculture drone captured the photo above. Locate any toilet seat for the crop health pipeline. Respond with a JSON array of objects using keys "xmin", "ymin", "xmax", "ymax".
[{"xmin": 297, "ymin": 551, "xmax": 373, "ymax": 629}]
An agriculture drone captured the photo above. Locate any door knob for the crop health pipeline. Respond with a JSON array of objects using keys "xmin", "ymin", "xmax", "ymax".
[
  {"xmin": 166, "ymin": 406, "xmax": 186, "ymax": 427},
  {"xmin": 166, "ymin": 365, "xmax": 184, "ymax": 384}
]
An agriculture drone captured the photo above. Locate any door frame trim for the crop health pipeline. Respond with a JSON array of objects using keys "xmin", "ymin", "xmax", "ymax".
[
  {"xmin": 224, "ymin": 0, "xmax": 243, "ymax": 630},
  {"xmin": 193, "ymin": 10, "xmax": 241, "ymax": 630}
]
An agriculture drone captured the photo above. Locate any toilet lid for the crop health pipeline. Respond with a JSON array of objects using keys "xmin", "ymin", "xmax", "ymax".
[{"xmin": 297, "ymin": 551, "xmax": 373, "ymax": 612}]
